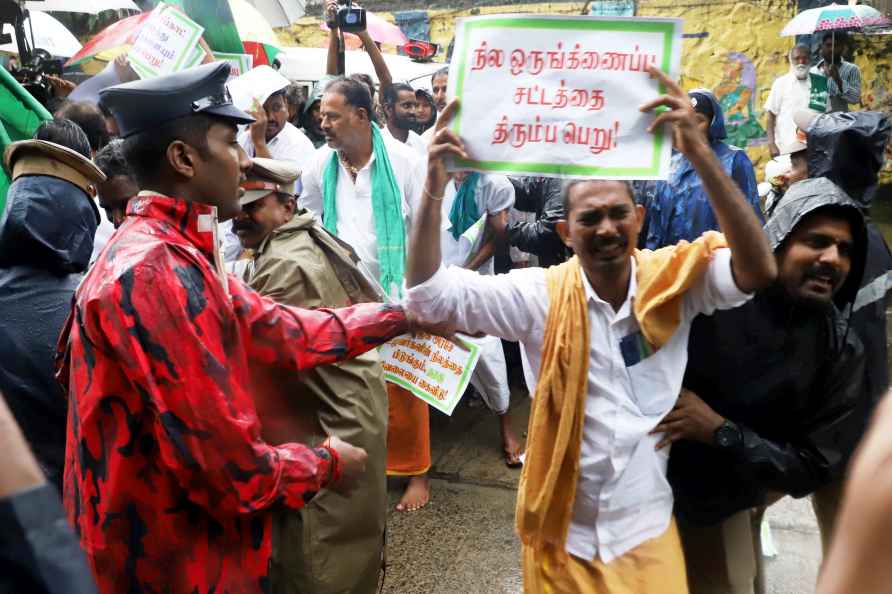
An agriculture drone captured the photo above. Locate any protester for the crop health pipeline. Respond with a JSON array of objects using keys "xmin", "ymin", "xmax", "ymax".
[
  {"xmin": 53, "ymin": 101, "xmax": 111, "ymax": 157},
  {"xmin": 814, "ymin": 391, "xmax": 892, "ymax": 594},
  {"xmin": 415, "ymin": 88, "xmax": 437, "ymax": 135},
  {"xmin": 238, "ymin": 86, "xmax": 315, "ymax": 171},
  {"xmin": 765, "ymin": 44, "xmax": 814, "ymax": 159},
  {"xmin": 405, "ymin": 67, "xmax": 777, "ymax": 593},
  {"xmin": 431, "ymin": 66, "xmax": 449, "ymax": 113},
  {"xmin": 0, "ymin": 391, "xmax": 98, "ymax": 594},
  {"xmin": 232, "ymin": 158, "xmax": 388, "ymax": 593},
  {"xmin": 94, "ymin": 139, "xmax": 138, "ymax": 229},
  {"xmin": 32, "ymin": 118, "xmax": 91, "ymax": 158},
  {"xmin": 761, "ymin": 126, "xmax": 809, "ymax": 218},
  {"xmin": 299, "ymin": 76, "xmax": 432, "ymax": 512},
  {"xmin": 664, "ymin": 177, "xmax": 868, "ymax": 594},
  {"xmin": 507, "ymin": 176, "xmax": 570, "ymax": 267},
  {"xmin": 812, "ymin": 32, "xmax": 861, "ymax": 113},
  {"xmin": 301, "ymin": 79, "xmax": 331, "ymax": 149},
  {"xmin": 438, "ymin": 171, "xmax": 523, "ymax": 466},
  {"xmin": 382, "ymin": 82, "xmax": 426, "ymax": 154},
  {"xmin": 644, "ymin": 89, "xmax": 761, "ymax": 249},
  {"xmin": 791, "ymin": 109, "xmax": 892, "ymax": 554},
  {"xmin": 284, "ymin": 82, "xmax": 308, "ymax": 127},
  {"xmin": 0, "ymin": 138, "xmax": 104, "ymax": 492},
  {"xmin": 64, "ymin": 62, "xmax": 438, "ymax": 594}
]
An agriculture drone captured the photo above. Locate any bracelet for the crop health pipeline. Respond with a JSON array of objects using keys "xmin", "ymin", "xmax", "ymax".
[{"xmin": 423, "ymin": 187, "xmax": 444, "ymax": 202}]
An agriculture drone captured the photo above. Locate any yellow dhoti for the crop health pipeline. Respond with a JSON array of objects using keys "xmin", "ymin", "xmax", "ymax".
[{"xmin": 522, "ymin": 519, "xmax": 689, "ymax": 594}]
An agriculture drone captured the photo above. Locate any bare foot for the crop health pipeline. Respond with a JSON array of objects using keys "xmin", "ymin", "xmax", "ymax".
[
  {"xmin": 500, "ymin": 413, "xmax": 524, "ymax": 468},
  {"xmin": 395, "ymin": 475, "xmax": 430, "ymax": 512}
]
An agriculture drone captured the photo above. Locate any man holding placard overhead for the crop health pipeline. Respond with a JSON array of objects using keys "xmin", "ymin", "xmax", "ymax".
[{"xmin": 404, "ymin": 66, "xmax": 777, "ymax": 593}]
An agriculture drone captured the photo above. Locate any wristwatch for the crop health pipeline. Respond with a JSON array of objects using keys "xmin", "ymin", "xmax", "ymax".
[{"xmin": 713, "ymin": 419, "xmax": 743, "ymax": 450}]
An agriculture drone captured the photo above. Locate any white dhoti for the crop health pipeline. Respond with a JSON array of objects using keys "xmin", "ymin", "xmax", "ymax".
[{"xmin": 468, "ymin": 334, "xmax": 511, "ymax": 416}]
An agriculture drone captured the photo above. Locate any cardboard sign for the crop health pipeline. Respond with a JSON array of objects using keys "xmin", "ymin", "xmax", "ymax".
[
  {"xmin": 378, "ymin": 333, "xmax": 481, "ymax": 416},
  {"xmin": 447, "ymin": 15, "xmax": 682, "ymax": 180},
  {"xmin": 213, "ymin": 52, "xmax": 254, "ymax": 79},
  {"xmin": 128, "ymin": 2, "xmax": 204, "ymax": 79}
]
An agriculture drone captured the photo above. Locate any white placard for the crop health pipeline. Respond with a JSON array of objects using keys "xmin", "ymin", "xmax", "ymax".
[{"xmin": 128, "ymin": 2, "xmax": 204, "ymax": 79}]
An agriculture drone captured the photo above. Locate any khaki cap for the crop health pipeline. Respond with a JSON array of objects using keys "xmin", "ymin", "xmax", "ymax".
[
  {"xmin": 4, "ymin": 139, "xmax": 106, "ymax": 195},
  {"xmin": 240, "ymin": 157, "xmax": 301, "ymax": 205}
]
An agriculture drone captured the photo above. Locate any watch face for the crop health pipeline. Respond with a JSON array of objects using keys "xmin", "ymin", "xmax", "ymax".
[{"xmin": 716, "ymin": 423, "xmax": 740, "ymax": 448}]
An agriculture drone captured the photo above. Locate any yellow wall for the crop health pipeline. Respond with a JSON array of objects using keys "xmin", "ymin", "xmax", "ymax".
[{"xmin": 278, "ymin": 1, "xmax": 892, "ymax": 180}]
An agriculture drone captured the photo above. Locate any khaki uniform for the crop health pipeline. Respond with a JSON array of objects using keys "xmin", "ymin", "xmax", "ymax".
[{"xmin": 244, "ymin": 211, "xmax": 387, "ymax": 594}]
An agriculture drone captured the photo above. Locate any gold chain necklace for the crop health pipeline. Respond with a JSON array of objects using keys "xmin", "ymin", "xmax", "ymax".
[{"xmin": 338, "ymin": 151, "xmax": 359, "ymax": 181}]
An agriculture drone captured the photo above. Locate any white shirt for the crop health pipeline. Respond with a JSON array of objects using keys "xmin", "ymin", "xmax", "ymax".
[
  {"xmin": 299, "ymin": 135, "xmax": 425, "ymax": 292},
  {"xmin": 440, "ymin": 174, "xmax": 514, "ymax": 275},
  {"xmin": 237, "ymin": 121, "xmax": 316, "ymax": 179},
  {"xmin": 405, "ymin": 251, "xmax": 750, "ymax": 562},
  {"xmin": 381, "ymin": 125, "xmax": 428, "ymax": 156},
  {"xmin": 763, "ymin": 72, "xmax": 812, "ymax": 153}
]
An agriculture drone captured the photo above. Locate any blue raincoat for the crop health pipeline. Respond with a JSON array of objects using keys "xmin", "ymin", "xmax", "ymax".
[{"xmin": 641, "ymin": 90, "xmax": 762, "ymax": 250}]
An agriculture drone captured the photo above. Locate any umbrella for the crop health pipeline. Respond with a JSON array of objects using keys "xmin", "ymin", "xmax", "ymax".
[
  {"xmin": 64, "ymin": 11, "xmax": 151, "ymax": 73},
  {"xmin": 245, "ymin": 0, "xmax": 306, "ymax": 27},
  {"xmin": 24, "ymin": 0, "xmax": 139, "ymax": 13},
  {"xmin": 321, "ymin": 10, "xmax": 408, "ymax": 46},
  {"xmin": 0, "ymin": 10, "xmax": 82, "ymax": 58},
  {"xmin": 228, "ymin": 0, "xmax": 282, "ymax": 66},
  {"xmin": 780, "ymin": 3, "xmax": 890, "ymax": 36}
]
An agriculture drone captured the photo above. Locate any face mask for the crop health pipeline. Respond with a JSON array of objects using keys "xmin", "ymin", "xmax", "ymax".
[{"xmin": 793, "ymin": 64, "xmax": 809, "ymax": 80}]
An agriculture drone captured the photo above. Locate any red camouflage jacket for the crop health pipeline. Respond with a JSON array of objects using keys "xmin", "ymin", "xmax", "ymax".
[{"xmin": 57, "ymin": 194, "xmax": 406, "ymax": 594}]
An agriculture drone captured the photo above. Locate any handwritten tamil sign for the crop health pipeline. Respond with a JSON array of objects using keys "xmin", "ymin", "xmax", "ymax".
[
  {"xmin": 378, "ymin": 333, "xmax": 481, "ymax": 416},
  {"xmin": 213, "ymin": 52, "xmax": 254, "ymax": 79},
  {"xmin": 447, "ymin": 15, "xmax": 682, "ymax": 180},
  {"xmin": 128, "ymin": 2, "xmax": 204, "ymax": 79}
]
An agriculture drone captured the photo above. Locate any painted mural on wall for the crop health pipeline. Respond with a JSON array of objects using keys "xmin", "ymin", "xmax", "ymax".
[
  {"xmin": 714, "ymin": 52, "xmax": 767, "ymax": 149},
  {"xmin": 863, "ymin": 62, "xmax": 892, "ymax": 177}
]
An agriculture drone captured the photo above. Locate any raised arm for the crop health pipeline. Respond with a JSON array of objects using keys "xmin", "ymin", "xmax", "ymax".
[
  {"xmin": 640, "ymin": 67, "xmax": 777, "ymax": 293},
  {"xmin": 325, "ymin": 0, "xmax": 340, "ymax": 75},
  {"xmin": 358, "ymin": 30, "xmax": 392, "ymax": 89}
]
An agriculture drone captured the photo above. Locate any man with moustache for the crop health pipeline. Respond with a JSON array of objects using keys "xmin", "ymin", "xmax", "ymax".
[
  {"xmin": 238, "ymin": 85, "xmax": 315, "ymax": 172},
  {"xmin": 233, "ymin": 158, "xmax": 389, "ymax": 593},
  {"xmin": 662, "ymin": 177, "xmax": 868, "ymax": 594},
  {"xmin": 765, "ymin": 44, "xmax": 816, "ymax": 160}
]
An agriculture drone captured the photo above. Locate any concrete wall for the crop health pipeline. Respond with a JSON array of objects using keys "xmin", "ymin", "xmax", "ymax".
[{"xmin": 278, "ymin": 0, "xmax": 892, "ymax": 180}]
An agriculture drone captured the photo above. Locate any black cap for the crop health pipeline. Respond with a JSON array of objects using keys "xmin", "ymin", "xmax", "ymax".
[{"xmin": 99, "ymin": 62, "xmax": 255, "ymax": 138}]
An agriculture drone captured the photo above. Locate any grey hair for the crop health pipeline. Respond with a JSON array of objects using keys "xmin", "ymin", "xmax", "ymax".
[{"xmin": 789, "ymin": 43, "xmax": 810, "ymax": 62}]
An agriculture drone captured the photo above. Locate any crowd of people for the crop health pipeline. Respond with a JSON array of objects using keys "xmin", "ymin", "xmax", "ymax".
[{"xmin": 1, "ymin": 6, "xmax": 892, "ymax": 594}]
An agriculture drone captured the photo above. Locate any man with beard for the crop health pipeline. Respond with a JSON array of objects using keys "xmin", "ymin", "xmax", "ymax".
[
  {"xmin": 765, "ymin": 44, "xmax": 815, "ymax": 160},
  {"xmin": 233, "ymin": 158, "xmax": 389, "ymax": 593},
  {"xmin": 382, "ymin": 83, "xmax": 426, "ymax": 155},
  {"xmin": 61, "ymin": 62, "xmax": 438, "ymax": 594},
  {"xmin": 421, "ymin": 68, "xmax": 450, "ymax": 144},
  {"xmin": 238, "ymin": 86, "xmax": 315, "ymax": 172},
  {"xmin": 299, "ymin": 77, "xmax": 431, "ymax": 512},
  {"xmin": 405, "ymin": 68, "xmax": 777, "ymax": 593},
  {"xmin": 661, "ymin": 177, "xmax": 868, "ymax": 594}
]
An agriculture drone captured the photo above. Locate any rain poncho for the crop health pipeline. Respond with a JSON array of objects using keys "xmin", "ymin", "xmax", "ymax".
[
  {"xmin": 798, "ymin": 110, "xmax": 892, "ymax": 404},
  {"xmin": 670, "ymin": 178, "xmax": 868, "ymax": 525},
  {"xmin": 642, "ymin": 90, "xmax": 762, "ymax": 249},
  {"xmin": 56, "ymin": 194, "xmax": 407, "ymax": 594},
  {"xmin": 0, "ymin": 175, "xmax": 98, "ymax": 491}
]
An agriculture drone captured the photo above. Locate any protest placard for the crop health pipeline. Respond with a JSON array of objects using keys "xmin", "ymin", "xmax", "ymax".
[
  {"xmin": 213, "ymin": 52, "xmax": 254, "ymax": 79},
  {"xmin": 226, "ymin": 65, "xmax": 291, "ymax": 113},
  {"xmin": 447, "ymin": 15, "xmax": 682, "ymax": 180},
  {"xmin": 128, "ymin": 2, "xmax": 204, "ymax": 79},
  {"xmin": 378, "ymin": 333, "xmax": 481, "ymax": 416}
]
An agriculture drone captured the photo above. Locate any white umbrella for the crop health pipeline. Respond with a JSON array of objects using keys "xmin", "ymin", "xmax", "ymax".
[
  {"xmin": 780, "ymin": 2, "xmax": 890, "ymax": 36},
  {"xmin": 0, "ymin": 10, "xmax": 82, "ymax": 58},
  {"xmin": 246, "ymin": 0, "xmax": 305, "ymax": 27},
  {"xmin": 24, "ymin": 0, "xmax": 140, "ymax": 14}
]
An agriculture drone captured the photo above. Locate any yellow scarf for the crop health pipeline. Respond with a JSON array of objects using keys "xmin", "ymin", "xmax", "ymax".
[{"xmin": 515, "ymin": 231, "xmax": 727, "ymax": 559}]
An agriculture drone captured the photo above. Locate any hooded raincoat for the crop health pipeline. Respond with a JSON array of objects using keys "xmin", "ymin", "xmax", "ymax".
[
  {"xmin": 241, "ymin": 210, "xmax": 389, "ymax": 594},
  {"xmin": 0, "ymin": 175, "xmax": 98, "ymax": 491},
  {"xmin": 669, "ymin": 178, "xmax": 868, "ymax": 525},
  {"xmin": 56, "ymin": 193, "xmax": 407, "ymax": 594},
  {"xmin": 642, "ymin": 90, "xmax": 762, "ymax": 250}
]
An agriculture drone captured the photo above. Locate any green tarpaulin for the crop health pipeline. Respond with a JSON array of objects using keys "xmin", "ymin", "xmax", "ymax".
[{"xmin": 0, "ymin": 66, "xmax": 52, "ymax": 214}]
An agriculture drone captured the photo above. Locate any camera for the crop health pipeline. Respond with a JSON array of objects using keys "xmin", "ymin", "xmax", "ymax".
[
  {"xmin": 0, "ymin": 1, "xmax": 64, "ymax": 108},
  {"xmin": 333, "ymin": 0, "xmax": 366, "ymax": 34}
]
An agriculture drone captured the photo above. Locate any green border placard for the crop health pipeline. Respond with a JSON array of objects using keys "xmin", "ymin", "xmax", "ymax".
[
  {"xmin": 381, "ymin": 336, "xmax": 481, "ymax": 416},
  {"xmin": 128, "ymin": 2, "xmax": 205, "ymax": 78},
  {"xmin": 450, "ymin": 16, "xmax": 679, "ymax": 178}
]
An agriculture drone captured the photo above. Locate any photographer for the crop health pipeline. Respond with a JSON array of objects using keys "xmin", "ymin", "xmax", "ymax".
[{"xmin": 324, "ymin": 0, "xmax": 392, "ymax": 106}]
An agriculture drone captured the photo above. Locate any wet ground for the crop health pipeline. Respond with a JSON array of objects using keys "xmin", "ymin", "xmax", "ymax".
[{"xmin": 382, "ymin": 380, "xmax": 827, "ymax": 594}]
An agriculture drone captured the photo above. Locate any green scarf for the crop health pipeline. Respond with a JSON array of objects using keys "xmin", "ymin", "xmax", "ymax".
[
  {"xmin": 448, "ymin": 172, "xmax": 481, "ymax": 240},
  {"xmin": 321, "ymin": 125, "xmax": 406, "ymax": 298}
]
